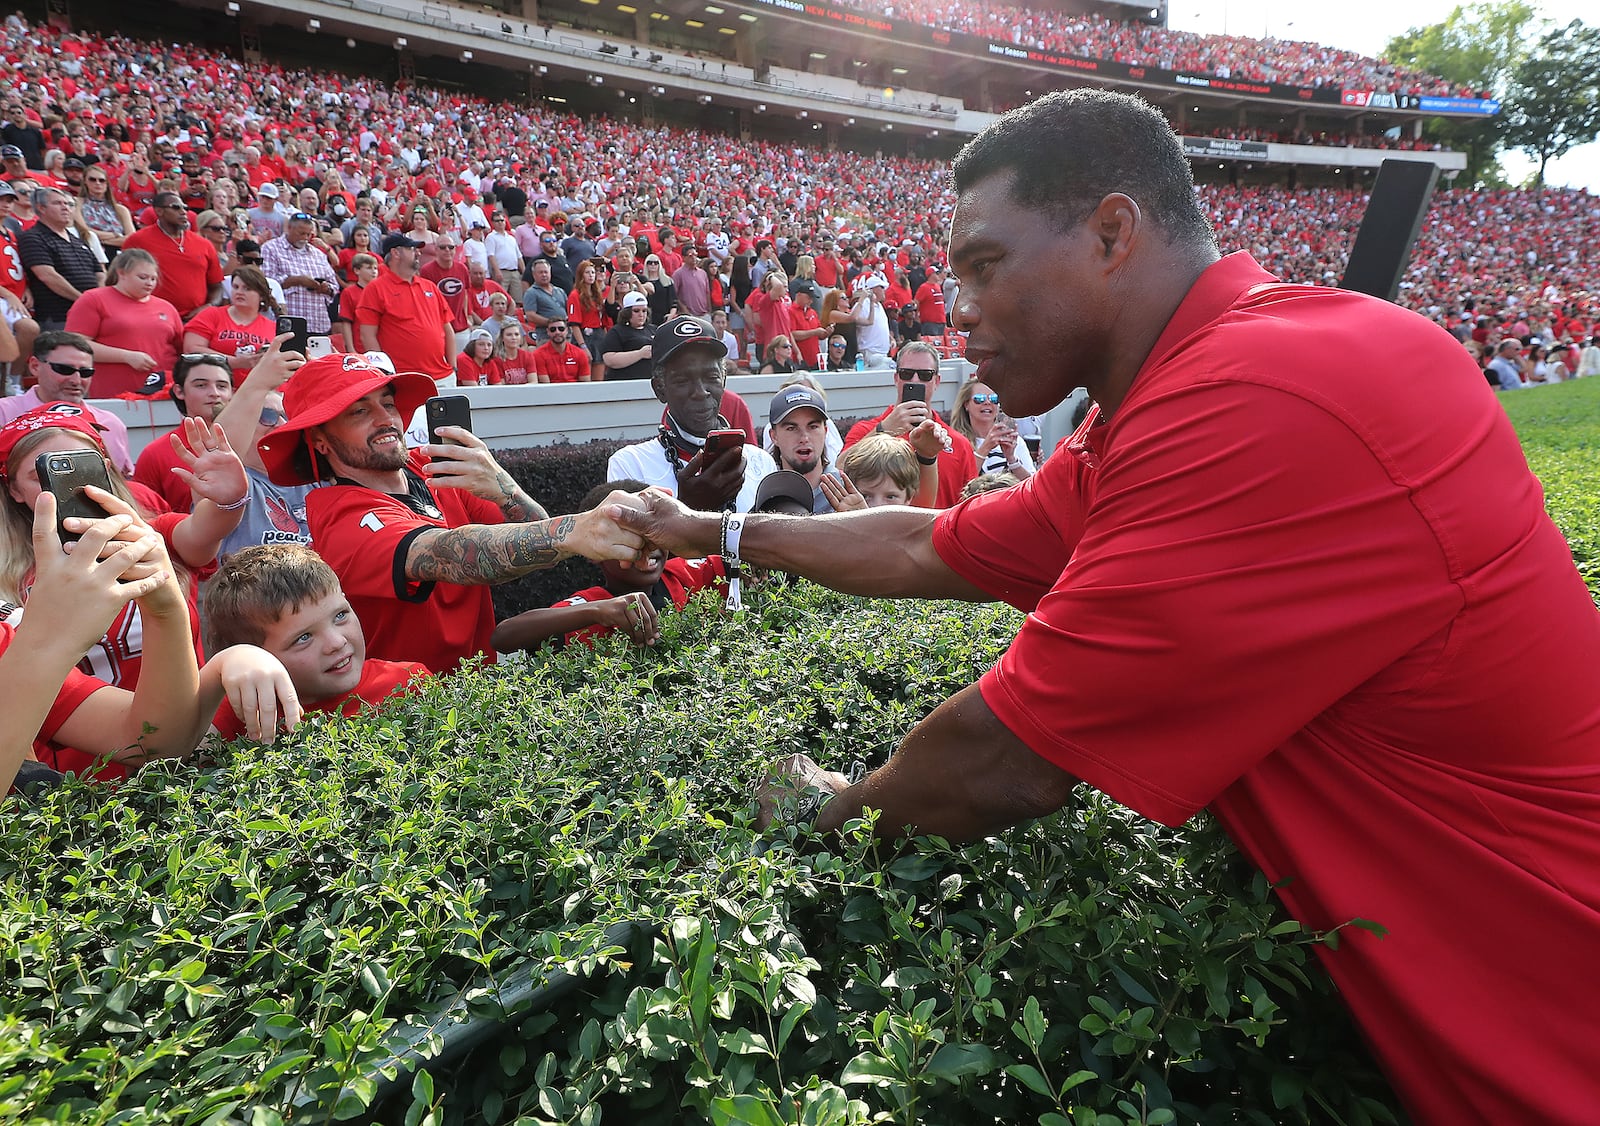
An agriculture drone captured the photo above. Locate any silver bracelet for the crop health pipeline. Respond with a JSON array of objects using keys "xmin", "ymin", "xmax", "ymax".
[{"xmin": 213, "ymin": 493, "xmax": 251, "ymax": 511}]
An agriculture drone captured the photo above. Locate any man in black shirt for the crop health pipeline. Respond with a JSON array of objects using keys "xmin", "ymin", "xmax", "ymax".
[
  {"xmin": 0, "ymin": 108, "xmax": 45, "ymax": 170},
  {"xmin": 19, "ymin": 188, "xmax": 103, "ymax": 329}
]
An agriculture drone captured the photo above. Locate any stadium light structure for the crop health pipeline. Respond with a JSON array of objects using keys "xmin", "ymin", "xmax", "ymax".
[
  {"xmin": 395, "ymin": 36, "xmax": 407, "ymax": 47},
  {"xmin": 306, "ymin": 18, "xmax": 319, "ymax": 31},
  {"xmin": 460, "ymin": 50, "xmax": 473, "ymax": 61},
  {"xmin": 226, "ymin": 1, "xmax": 239, "ymax": 12}
]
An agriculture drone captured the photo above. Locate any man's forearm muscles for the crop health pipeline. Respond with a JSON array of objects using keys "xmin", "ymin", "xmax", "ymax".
[{"xmin": 407, "ymin": 516, "xmax": 576, "ymax": 584}]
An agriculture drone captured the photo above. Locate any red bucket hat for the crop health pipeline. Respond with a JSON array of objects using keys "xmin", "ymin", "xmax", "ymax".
[
  {"xmin": 257, "ymin": 353, "xmax": 437, "ymax": 486},
  {"xmin": 0, "ymin": 402, "xmax": 108, "ymax": 481}
]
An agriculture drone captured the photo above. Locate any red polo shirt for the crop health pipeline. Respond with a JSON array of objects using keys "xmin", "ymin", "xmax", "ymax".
[
  {"xmin": 531, "ymin": 340, "xmax": 591, "ymax": 383},
  {"xmin": 355, "ymin": 267, "xmax": 455, "ymax": 381},
  {"xmin": 843, "ymin": 408, "xmax": 977, "ymax": 509},
  {"xmin": 932, "ymin": 253, "xmax": 1600, "ymax": 1124},
  {"xmin": 122, "ymin": 224, "xmax": 222, "ymax": 316}
]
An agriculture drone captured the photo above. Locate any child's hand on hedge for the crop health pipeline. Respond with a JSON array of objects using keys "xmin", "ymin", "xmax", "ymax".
[
  {"xmin": 594, "ymin": 591, "xmax": 660, "ymax": 645},
  {"xmin": 211, "ymin": 645, "xmax": 303, "ymax": 743}
]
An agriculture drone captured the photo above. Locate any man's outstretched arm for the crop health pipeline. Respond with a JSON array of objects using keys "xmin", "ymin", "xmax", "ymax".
[
  {"xmin": 807, "ymin": 682, "xmax": 1078, "ymax": 843},
  {"xmin": 404, "ymin": 493, "xmax": 644, "ymax": 585},
  {"xmin": 617, "ymin": 489, "xmax": 990, "ymax": 601}
]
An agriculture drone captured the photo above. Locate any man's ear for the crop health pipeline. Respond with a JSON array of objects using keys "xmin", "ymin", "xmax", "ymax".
[
  {"xmin": 308, "ymin": 425, "xmax": 331, "ymax": 457},
  {"xmin": 1090, "ymin": 193, "xmax": 1141, "ymax": 267}
]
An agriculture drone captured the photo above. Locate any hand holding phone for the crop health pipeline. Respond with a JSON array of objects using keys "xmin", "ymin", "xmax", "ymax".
[
  {"xmin": 899, "ymin": 382, "xmax": 928, "ymax": 404},
  {"xmin": 426, "ymin": 395, "xmax": 474, "ymax": 461},
  {"xmin": 275, "ymin": 315, "xmax": 310, "ymax": 356},
  {"xmin": 702, "ymin": 428, "xmax": 746, "ymax": 459},
  {"xmin": 36, "ymin": 448, "xmax": 113, "ymax": 544}
]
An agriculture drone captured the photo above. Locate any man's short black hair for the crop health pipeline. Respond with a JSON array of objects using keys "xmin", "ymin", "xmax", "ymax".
[
  {"xmin": 581, "ymin": 478, "xmax": 648, "ymax": 511},
  {"xmin": 951, "ymin": 89, "xmax": 1216, "ymax": 250}
]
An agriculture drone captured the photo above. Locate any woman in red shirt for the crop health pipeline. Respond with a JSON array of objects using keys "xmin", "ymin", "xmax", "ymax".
[
  {"xmin": 181, "ymin": 266, "xmax": 280, "ymax": 382},
  {"xmin": 64, "ymin": 249, "xmax": 184, "ymax": 396},
  {"xmin": 491, "ymin": 322, "xmax": 541, "ymax": 385},
  {"xmin": 456, "ymin": 329, "xmax": 498, "ymax": 386},
  {"xmin": 336, "ymin": 225, "xmax": 375, "ymax": 285},
  {"xmin": 567, "ymin": 258, "xmax": 606, "ymax": 359}
]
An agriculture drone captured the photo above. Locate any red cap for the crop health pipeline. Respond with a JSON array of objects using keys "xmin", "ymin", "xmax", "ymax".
[
  {"xmin": 256, "ymin": 354, "xmax": 437, "ymax": 486},
  {"xmin": 0, "ymin": 402, "xmax": 107, "ymax": 480}
]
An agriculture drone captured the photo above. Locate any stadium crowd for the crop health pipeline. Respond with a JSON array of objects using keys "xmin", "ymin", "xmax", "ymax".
[
  {"xmin": 1, "ymin": 14, "xmax": 1597, "ymax": 796},
  {"xmin": 845, "ymin": 0, "xmax": 1475, "ymax": 95}
]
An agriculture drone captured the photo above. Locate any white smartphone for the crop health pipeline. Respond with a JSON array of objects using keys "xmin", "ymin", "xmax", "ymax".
[{"xmin": 305, "ymin": 335, "xmax": 334, "ymax": 360}]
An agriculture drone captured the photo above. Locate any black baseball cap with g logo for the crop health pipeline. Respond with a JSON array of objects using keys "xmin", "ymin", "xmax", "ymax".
[{"xmin": 652, "ymin": 315, "xmax": 728, "ymax": 370}]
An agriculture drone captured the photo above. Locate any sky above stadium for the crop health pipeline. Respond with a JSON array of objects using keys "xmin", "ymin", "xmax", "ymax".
[{"xmin": 1172, "ymin": 0, "xmax": 1599, "ymax": 190}]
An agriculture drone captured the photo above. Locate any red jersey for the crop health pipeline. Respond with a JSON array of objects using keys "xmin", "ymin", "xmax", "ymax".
[
  {"xmin": 842, "ymin": 408, "xmax": 977, "ymax": 509},
  {"xmin": 531, "ymin": 340, "xmax": 591, "ymax": 383},
  {"xmin": 554, "ymin": 555, "xmax": 726, "ymax": 646},
  {"xmin": 212, "ymin": 657, "xmax": 427, "ymax": 740},
  {"xmin": 0, "ymin": 224, "xmax": 27, "ymax": 299},
  {"xmin": 455, "ymin": 352, "xmax": 495, "ymax": 386},
  {"xmin": 933, "ymin": 253, "xmax": 1600, "ymax": 1124},
  {"xmin": 62, "ymin": 288, "xmax": 184, "ymax": 397},
  {"xmin": 304, "ymin": 453, "xmax": 504, "ymax": 672},
  {"xmin": 466, "ymin": 279, "xmax": 509, "ymax": 322},
  {"xmin": 132, "ymin": 425, "xmax": 196, "ymax": 514},
  {"xmin": 490, "ymin": 348, "xmax": 538, "ymax": 386},
  {"xmin": 122, "ymin": 225, "xmax": 223, "ymax": 316}
]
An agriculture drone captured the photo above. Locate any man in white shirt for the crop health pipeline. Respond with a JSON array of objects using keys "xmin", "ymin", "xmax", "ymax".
[
  {"xmin": 1578, "ymin": 334, "xmax": 1600, "ymax": 379},
  {"xmin": 606, "ymin": 316, "xmax": 774, "ymax": 513},
  {"xmin": 853, "ymin": 275, "xmax": 893, "ymax": 367}
]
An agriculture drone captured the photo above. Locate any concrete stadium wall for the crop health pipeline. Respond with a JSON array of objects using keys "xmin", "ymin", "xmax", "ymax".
[{"xmin": 98, "ymin": 357, "xmax": 1084, "ymax": 461}]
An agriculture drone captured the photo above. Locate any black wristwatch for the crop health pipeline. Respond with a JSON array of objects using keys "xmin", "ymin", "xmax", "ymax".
[{"xmin": 915, "ymin": 452, "xmax": 938, "ymax": 466}]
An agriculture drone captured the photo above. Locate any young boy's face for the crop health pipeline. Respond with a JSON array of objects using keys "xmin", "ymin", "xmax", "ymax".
[
  {"xmin": 600, "ymin": 546, "xmax": 667, "ymax": 592},
  {"xmin": 853, "ymin": 475, "xmax": 910, "ymax": 507},
  {"xmin": 259, "ymin": 588, "xmax": 366, "ymax": 705}
]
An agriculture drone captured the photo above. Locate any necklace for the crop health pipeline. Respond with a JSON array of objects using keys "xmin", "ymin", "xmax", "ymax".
[{"xmin": 163, "ymin": 225, "xmax": 185, "ymax": 253}]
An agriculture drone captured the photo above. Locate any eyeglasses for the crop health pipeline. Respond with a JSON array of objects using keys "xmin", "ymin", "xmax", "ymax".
[
  {"xmin": 45, "ymin": 360, "xmax": 95, "ymax": 378},
  {"xmin": 896, "ymin": 367, "xmax": 938, "ymax": 381},
  {"xmin": 829, "ymin": 341, "xmax": 845, "ymax": 349},
  {"xmin": 157, "ymin": 200, "xmax": 185, "ymax": 209},
  {"xmin": 239, "ymin": 255, "xmax": 263, "ymax": 264},
  {"xmin": 259, "ymin": 407, "xmax": 286, "ymax": 427},
  {"xmin": 970, "ymin": 393, "xmax": 999, "ymax": 404},
  {"xmin": 548, "ymin": 325, "xmax": 568, "ymax": 333},
  {"xmin": 777, "ymin": 342, "xmax": 792, "ymax": 349},
  {"xmin": 204, "ymin": 224, "xmax": 228, "ymax": 233}
]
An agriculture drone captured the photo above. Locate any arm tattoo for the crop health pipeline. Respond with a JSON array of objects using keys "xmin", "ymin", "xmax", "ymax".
[
  {"xmin": 407, "ymin": 516, "xmax": 577, "ymax": 584},
  {"xmin": 493, "ymin": 469, "xmax": 549, "ymax": 522}
]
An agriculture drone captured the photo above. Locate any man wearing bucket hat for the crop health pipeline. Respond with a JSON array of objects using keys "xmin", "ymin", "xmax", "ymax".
[
  {"xmin": 605, "ymin": 315, "xmax": 775, "ymax": 514},
  {"xmin": 258, "ymin": 352, "xmax": 645, "ymax": 672}
]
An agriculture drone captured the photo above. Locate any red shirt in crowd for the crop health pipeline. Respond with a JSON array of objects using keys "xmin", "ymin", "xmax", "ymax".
[
  {"xmin": 531, "ymin": 340, "xmax": 591, "ymax": 383},
  {"xmin": 212, "ymin": 657, "xmax": 427, "ymax": 740},
  {"xmin": 554, "ymin": 555, "xmax": 726, "ymax": 646},
  {"xmin": 491, "ymin": 347, "xmax": 539, "ymax": 385},
  {"xmin": 914, "ymin": 279, "xmax": 946, "ymax": 327},
  {"xmin": 132, "ymin": 425, "xmax": 197, "ymax": 514},
  {"xmin": 932, "ymin": 253, "xmax": 1600, "ymax": 1125},
  {"xmin": 455, "ymin": 352, "xmax": 495, "ymax": 386},
  {"xmin": 843, "ymin": 407, "xmax": 977, "ymax": 509},
  {"xmin": 63, "ymin": 287, "xmax": 184, "ymax": 396},
  {"xmin": 419, "ymin": 258, "xmax": 470, "ymax": 332},
  {"xmin": 304, "ymin": 452, "xmax": 504, "ymax": 672},
  {"xmin": 355, "ymin": 267, "xmax": 455, "ymax": 382},
  {"xmin": 184, "ymin": 305, "xmax": 278, "ymax": 370},
  {"xmin": 3, "ymin": 620, "xmax": 105, "ymax": 782},
  {"xmin": 122, "ymin": 225, "xmax": 222, "ymax": 316}
]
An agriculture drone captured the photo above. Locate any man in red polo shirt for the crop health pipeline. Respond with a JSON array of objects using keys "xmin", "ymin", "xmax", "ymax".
[
  {"xmin": 620, "ymin": 90, "xmax": 1600, "ymax": 1126},
  {"xmin": 530, "ymin": 317, "xmax": 591, "ymax": 382},
  {"xmin": 356, "ymin": 234, "xmax": 457, "ymax": 385},
  {"xmin": 841, "ymin": 339, "xmax": 976, "ymax": 508},
  {"xmin": 418, "ymin": 233, "xmax": 469, "ymax": 341},
  {"xmin": 255, "ymin": 353, "xmax": 651, "ymax": 672},
  {"xmin": 123, "ymin": 190, "xmax": 222, "ymax": 320}
]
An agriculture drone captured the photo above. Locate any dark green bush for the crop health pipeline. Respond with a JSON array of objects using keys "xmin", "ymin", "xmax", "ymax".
[{"xmin": 0, "ymin": 582, "xmax": 1402, "ymax": 1126}]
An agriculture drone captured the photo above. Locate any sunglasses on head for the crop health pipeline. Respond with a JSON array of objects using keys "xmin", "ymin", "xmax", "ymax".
[
  {"xmin": 970, "ymin": 393, "xmax": 999, "ymax": 404},
  {"xmin": 46, "ymin": 360, "xmax": 95, "ymax": 378},
  {"xmin": 896, "ymin": 367, "xmax": 937, "ymax": 381}
]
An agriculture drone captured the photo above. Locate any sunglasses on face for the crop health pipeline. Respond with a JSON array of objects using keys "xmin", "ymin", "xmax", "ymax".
[
  {"xmin": 259, "ymin": 407, "xmax": 286, "ymax": 427},
  {"xmin": 970, "ymin": 393, "xmax": 999, "ymax": 404},
  {"xmin": 46, "ymin": 360, "xmax": 95, "ymax": 378},
  {"xmin": 239, "ymin": 255, "xmax": 263, "ymax": 264},
  {"xmin": 896, "ymin": 367, "xmax": 937, "ymax": 381},
  {"xmin": 548, "ymin": 325, "xmax": 568, "ymax": 333}
]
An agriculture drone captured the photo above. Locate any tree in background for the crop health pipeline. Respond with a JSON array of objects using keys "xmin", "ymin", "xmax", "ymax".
[
  {"xmin": 1384, "ymin": 0, "xmax": 1537, "ymax": 187},
  {"xmin": 1503, "ymin": 20, "xmax": 1600, "ymax": 186}
]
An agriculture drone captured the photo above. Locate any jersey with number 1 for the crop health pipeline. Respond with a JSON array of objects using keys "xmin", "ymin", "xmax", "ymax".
[{"xmin": 305, "ymin": 454, "xmax": 505, "ymax": 673}]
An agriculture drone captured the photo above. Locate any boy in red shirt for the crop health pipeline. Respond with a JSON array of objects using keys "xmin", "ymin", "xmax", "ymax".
[
  {"xmin": 203, "ymin": 543, "xmax": 427, "ymax": 741},
  {"xmin": 491, "ymin": 479, "xmax": 725, "ymax": 652}
]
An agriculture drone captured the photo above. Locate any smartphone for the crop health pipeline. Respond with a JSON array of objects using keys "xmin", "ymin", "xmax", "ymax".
[
  {"xmin": 275, "ymin": 315, "xmax": 310, "ymax": 356},
  {"xmin": 36, "ymin": 448, "xmax": 113, "ymax": 544},
  {"xmin": 899, "ymin": 382, "xmax": 928, "ymax": 404},
  {"xmin": 426, "ymin": 395, "xmax": 473, "ymax": 460},
  {"xmin": 702, "ymin": 428, "xmax": 746, "ymax": 458},
  {"xmin": 304, "ymin": 335, "xmax": 334, "ymax": 360}
]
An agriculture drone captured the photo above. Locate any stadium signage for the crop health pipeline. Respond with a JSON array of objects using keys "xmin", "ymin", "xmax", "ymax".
[
  {"xmin": 1181, "ymin": 137, "xmax": 1270, "ymax": 159},
  {"xmin": 738, "ymin": 0, "xmax": 1500, "ymax": 115}
]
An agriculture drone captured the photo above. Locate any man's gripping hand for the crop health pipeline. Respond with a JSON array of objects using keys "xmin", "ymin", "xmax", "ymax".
[
  {"xmin": 564, "ymin": 490, "xmax": 652, "ymax": 562},
  {"xmin": 612, "ymin": 488, "xmax": 722, "ymax": 561}
]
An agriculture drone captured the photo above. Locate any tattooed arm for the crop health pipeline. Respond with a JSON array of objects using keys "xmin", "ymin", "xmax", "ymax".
[
  {"xmin": 422, "ymin": 426, "xmax": 550, "ymax": 522},
  {"xmin": 403, "ymin": 493, "xmax": 647, "ymax": 585}
]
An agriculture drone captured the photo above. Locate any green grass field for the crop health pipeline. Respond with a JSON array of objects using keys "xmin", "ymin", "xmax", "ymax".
[{"xmin": 1500, "ymin": 377, "xmax": 1600, "ymax": 599}]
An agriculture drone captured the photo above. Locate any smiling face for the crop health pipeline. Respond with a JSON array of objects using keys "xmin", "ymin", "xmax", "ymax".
[
  {"xmin": 30, "ymin": 344, "xmax": 95, "ymax": 403},
  {"xmin": 309, "ymin": 387, "xmax": 407, "ymax": 475},
  {"xmin": 258, "ymin": 587, "xmax": 366, "ymax": 705},
  {"xmin": 964, "ymin": 381, "xmax": 999, "ymax": 429}
]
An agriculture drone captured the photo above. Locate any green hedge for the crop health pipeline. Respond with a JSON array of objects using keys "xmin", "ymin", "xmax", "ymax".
[
  {"xmin": 11, "ymin": 379, "xmax": 1592, "ymax": 1126},
  {"xmin": 1, "ymin": 585, "xmax": 1399, "ymax": 1126}
]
